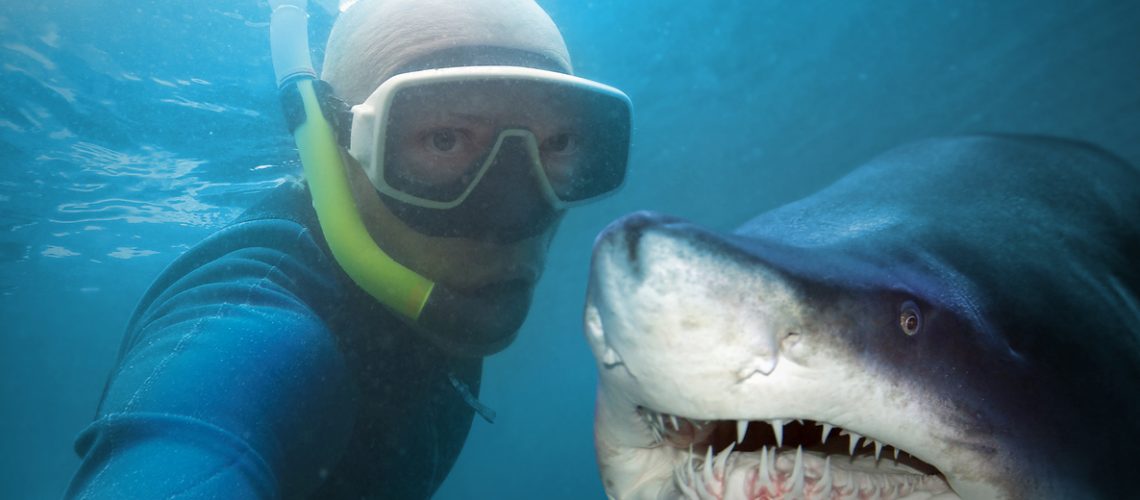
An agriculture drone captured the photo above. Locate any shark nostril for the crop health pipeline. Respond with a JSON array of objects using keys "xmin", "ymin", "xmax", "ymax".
[
  {"xmin": 618, "ymin": 212, "xmax": 661, "ymax": 264},
  {"xmin": 782, "ymin": 331, "xmax": 802, "ymax": 348},
  {"xmin": 606, "ymin": 211, "xmax": 688, "ymax": 266},
  {"xmin": 623, "ymin": 229, "xmax": 641, "ymax": 264}
]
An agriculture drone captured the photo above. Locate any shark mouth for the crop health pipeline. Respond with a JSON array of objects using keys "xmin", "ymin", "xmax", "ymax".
[{"xmin": 636, "ymin": 407, "xmax": 958, "ymax": 499}]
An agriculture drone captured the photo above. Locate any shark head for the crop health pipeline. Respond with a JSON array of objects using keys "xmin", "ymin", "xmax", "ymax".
[{"xmin": 584, "ymin": 136, "xmax": 1140, "ymax": 499}]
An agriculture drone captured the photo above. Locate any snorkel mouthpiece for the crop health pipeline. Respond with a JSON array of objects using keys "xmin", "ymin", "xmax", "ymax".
[{"xmin": 269, "ymin": 0, "xmax": 521, "ymax": 356}]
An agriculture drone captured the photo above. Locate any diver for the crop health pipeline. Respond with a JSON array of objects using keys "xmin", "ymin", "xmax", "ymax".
[{"xmin": 65, "ymin": 0, "xmax": 631, "ymax": 498}]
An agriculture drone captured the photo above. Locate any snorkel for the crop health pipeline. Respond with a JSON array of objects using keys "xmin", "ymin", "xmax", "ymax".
[{"xmin": 268, "ymin": 0, "xmax": 527, "ymax": 356}]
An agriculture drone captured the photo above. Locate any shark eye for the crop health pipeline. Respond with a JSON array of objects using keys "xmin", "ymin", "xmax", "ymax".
[{"xmin": 899, "ymin": 300, "xmax": 922, "ymax": 336}]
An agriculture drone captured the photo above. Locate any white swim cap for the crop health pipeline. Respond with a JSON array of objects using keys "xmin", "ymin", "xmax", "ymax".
[{"xmin": 322, "ymin": 0, "xmax": 572, "ymax": 104}]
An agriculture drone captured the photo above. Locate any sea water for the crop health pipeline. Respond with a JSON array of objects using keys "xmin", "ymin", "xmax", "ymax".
[{"xmin": 1, "ymin": 0, "xmax": 1137, "ymax": 498}]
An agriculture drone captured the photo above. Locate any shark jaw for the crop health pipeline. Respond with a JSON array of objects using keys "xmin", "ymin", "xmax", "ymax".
[
  {"xmin": 598, "ymin": 399, "xmax": 958, "ymax": 499},
  {"xmin": 583, "ymin": 216, "xmax": 1016, "ymax": 500},
  {"xmin": 586, "ymin": 296, "xmax": 1006, "ymax": 500}
]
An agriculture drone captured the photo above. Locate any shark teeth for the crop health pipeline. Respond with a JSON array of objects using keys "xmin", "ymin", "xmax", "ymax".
[
  {"xmin": 644, "ymin": 408, "xmax": 956, "ymax": 499},
  {"xmin": 847, "ymin": 431, "xmax": 863, "ymax": 455},
  {"xmin": 772, "ymin": 418, "xmax": 785, "ymax": 448},
  {"xmin": 670, "ymin": 440, "xmax": 953, "ymax": 500},
  {"xmin": 790, "ymin": 445, "xmax": 805, "ymax": 496},
  {"xmin": 639, "ymin": 408, "xmax": 930, "ymax": 475}
]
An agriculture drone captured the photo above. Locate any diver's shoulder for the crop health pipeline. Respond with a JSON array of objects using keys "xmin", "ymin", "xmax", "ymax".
[
  {"xmin": 193, "ymin": 180, "xmax": 328, "ymax": 264},
  {"xmin": 123, "ymin": 184, "xmax": 335, "ymax": 330},
  {"xmin": 232, "ymin": 180, "xmax": 319, "ymax": 228}
]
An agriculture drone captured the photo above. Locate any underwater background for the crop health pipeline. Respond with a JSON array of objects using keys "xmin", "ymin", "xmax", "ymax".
[{"xmin": 1, "ymin": 0, "xmax": 1137, "ymax": 498}]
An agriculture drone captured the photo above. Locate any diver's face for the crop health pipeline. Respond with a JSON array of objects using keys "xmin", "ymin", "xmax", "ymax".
[
  {"xmin": 345, "ymin": 152, "xmax": 563, "ymax": 295},
  {"xmin": 349, "ymin": 78, "xmax": 581, "ymax": 297}
]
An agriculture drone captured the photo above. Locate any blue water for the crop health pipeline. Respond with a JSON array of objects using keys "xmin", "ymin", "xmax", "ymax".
[{"xmin": 1, "ymin": 1, "xmax": 1137, "ymax": 498}]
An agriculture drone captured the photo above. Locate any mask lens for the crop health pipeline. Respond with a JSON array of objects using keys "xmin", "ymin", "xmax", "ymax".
[
  {"xmin": 382, "ymin": 83, "xmax": 493, "ymax": 203},
  {"xmin": 380, "ymin": 74, "xmax": 631, "ymax": 206},
  {"xmin": 539, "ymin": 89, "xmax": 630, "ymax": 203}
]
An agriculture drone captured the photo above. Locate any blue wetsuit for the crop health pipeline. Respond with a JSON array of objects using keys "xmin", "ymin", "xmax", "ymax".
[{"xmin": 67, "ymin": 184, "xmax": 483, "ymax": 499}]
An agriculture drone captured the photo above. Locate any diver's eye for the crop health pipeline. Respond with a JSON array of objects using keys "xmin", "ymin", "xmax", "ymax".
[
  {"xmin": 542, "ymin": 133, "xmax": 579, "ymax": 155},
  {"xmin": 427, "ymin": 129, "xmax": 460, "ymax": 153},
  {"xmin": 899, "ymin": 300, "xmax": 922, "ymax": 336}
]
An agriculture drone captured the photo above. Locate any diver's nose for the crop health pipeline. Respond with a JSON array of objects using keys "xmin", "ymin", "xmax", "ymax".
[{"xmin": 462, "ymin": 136, "xmax": 560, "ymax": 242}]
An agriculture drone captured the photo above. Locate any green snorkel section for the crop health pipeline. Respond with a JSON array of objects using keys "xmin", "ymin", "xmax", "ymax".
[
  {"xmin": 270, "ymin": 0, "xmax": 432, "ymax": 321},
  {"xmin": 290, "ymin": 79, "xmax": 435, "ymax": 319},
  {"xmin": 269, "ymin": 0, "xmax": 527, "ymax": 356}
]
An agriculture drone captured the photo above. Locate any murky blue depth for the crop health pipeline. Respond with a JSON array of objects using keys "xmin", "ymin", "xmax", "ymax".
[{"xmin": 2, "ymin": 1, "xmax": 1137, "ymax": 498}]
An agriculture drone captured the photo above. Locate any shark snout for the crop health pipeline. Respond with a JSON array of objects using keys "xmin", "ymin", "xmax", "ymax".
[
  {"xmin": 594, "ymin": 210, "xmax": 693, "ymax": 275},
  {"xmin": 587, "ymin": 211, "xmax": 815, "ymax": 412}
]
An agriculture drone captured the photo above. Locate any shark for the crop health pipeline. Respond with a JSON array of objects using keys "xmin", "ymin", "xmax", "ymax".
[{"xmin": 584, "ymin": 135, "xmax": 1140, "ymax": 499}]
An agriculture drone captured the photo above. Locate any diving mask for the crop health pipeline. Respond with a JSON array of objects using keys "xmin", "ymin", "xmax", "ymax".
[{"xmin": 348, "ymin": 66, "xmax": 632, "ymax": 210}]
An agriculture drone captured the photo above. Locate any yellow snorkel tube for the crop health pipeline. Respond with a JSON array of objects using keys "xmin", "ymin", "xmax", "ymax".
[
  {"xmin": 269, "ymin": 0, "xmax": 526, "ymax": 356},
  {"xmin": 270, "ymin": 0, "xmax": 433, "ymax": 320}
]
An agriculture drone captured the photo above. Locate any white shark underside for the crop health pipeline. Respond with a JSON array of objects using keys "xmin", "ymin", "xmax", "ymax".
[{"xmin": 585, "ymin": 135, "xmax": 1140, "ymax": 499}]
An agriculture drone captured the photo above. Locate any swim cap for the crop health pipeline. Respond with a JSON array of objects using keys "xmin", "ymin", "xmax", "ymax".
[{"xmin": 322, "ymin": 0, "xmax": 573, "ymax": 105}]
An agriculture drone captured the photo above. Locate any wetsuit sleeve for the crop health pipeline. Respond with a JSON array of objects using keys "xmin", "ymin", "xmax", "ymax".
[{"xmin": 66, "ymin": 219, "xmax": 355, "ymax": 500}]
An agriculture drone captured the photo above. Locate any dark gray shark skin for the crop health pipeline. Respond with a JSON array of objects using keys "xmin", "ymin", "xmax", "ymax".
[{"xmin": 586, "ymin": 135, "xmax": 1140, "ymax": 499}]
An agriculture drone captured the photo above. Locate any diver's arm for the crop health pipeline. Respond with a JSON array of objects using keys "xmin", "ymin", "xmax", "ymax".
[{"xmin": 66, "ymin": 219, "xmax": 354, "ymax": 499}]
